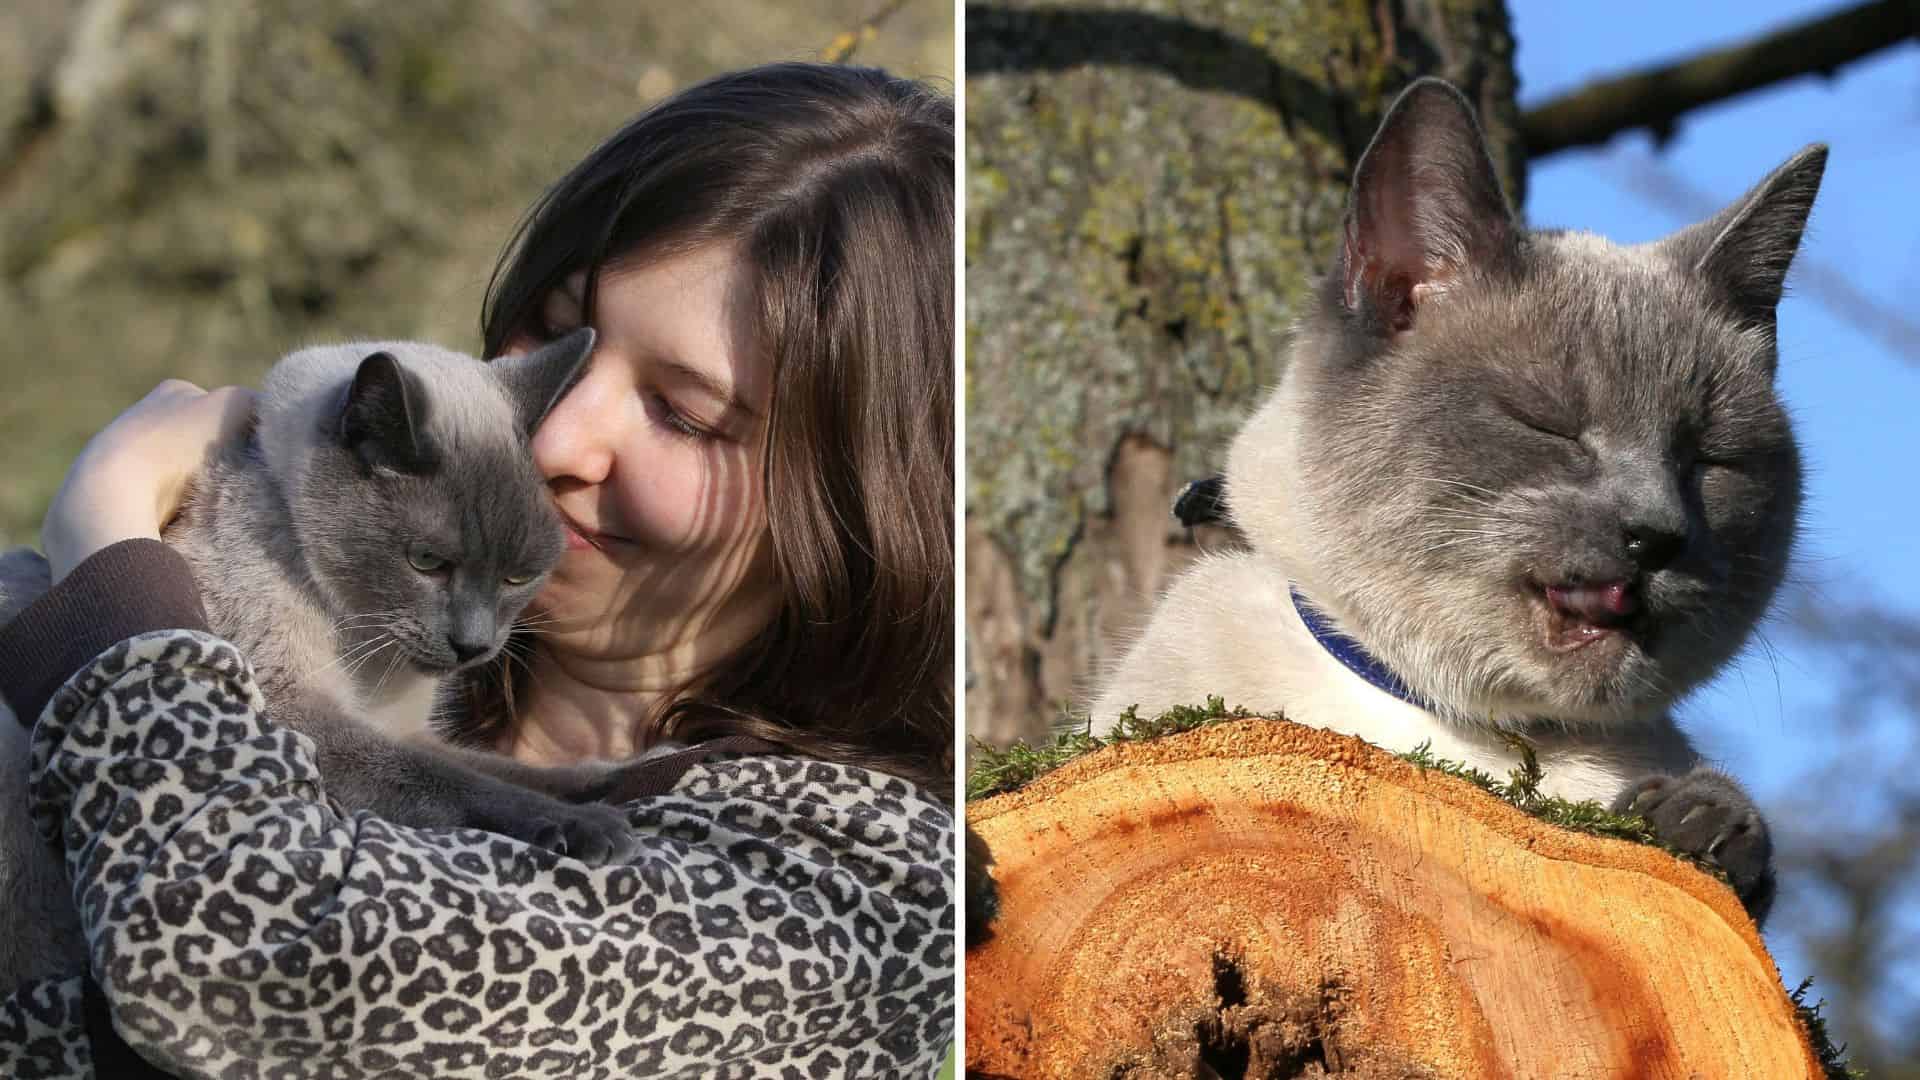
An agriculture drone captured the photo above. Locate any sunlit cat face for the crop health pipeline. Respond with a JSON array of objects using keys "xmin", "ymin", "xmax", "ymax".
[
  {"xmin": 277, "ymin": 335, "xmax": 595, "ymax": 679},
  {"xmin": 1284, "ymin": 241, "xmax": 1800, "ymax": 723},
  {"xmin": 1226, "ymin": 80, "xmax": 1822, "ymax": 726}
]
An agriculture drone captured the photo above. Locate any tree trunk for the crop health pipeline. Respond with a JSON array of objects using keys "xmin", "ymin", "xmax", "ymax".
[
  {"xmin": 963, "ymin": 0, "xmax": 1524, "ymax": 748},
  {"xmin": 966, "ymin": 719, "xmax": 1824, "ymax": 1079}
]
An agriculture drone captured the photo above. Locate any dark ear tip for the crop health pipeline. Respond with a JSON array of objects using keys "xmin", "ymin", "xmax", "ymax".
[
  {"xmin": 1385, "ymin": 76, "xmax": 1476, "ymax": 122},
  {"xmin": 1397, "ymin": 75, "xmax": 1467, "ymax": 101},
  {"xmin": 558, "ymin": 326, "xmax": 596, "ymax": 353},
  {"xmin": 1790, "ymin": 142, "xmax": 1830, "ymax": 177},
  {"xmin": 354, "ymin": 350, "xmax": 401, "ymax": 380}
]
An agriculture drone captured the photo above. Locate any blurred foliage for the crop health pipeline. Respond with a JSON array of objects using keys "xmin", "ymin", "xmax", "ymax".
[{"xmin": 0, "ymin": 0, "xmax": 952, "ymax": 541}]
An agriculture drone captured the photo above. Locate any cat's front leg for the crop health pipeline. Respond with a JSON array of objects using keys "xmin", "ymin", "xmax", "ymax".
[
  {"xmin": 1613, "ymin": 768, "xmax": 1774, "ymax": 923},
  {"xmin": 445, "ymin": 773, "xmax": 638, "ymax": 866},
  {"xmin": 293, "ymin": 706, "xmax": 638, "ymax": 866}
]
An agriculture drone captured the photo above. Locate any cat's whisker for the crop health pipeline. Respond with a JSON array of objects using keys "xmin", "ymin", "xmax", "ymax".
[
  {"xmin": 1422, "ymin": 507, "xmax": 1511, "ymax": 526},
  {"xmin": 514, "ymin": 610, "xmax": 592, "ymax": 631},
  {"xmin": 1399, "ymin": 475, "xmax": 1507, "ymax": 501},
  {"xmin": 1407, "ymin": 531, "xmax": 1509, "ymax": 555},
  {"xmin": 367, "ymin": 643, "xmax": 408, "ymax": 702},
  {"xmin": 314, "ymin": 634, "xmax": 394, "ymax": 680},
  {"xmin": 339, "ymin": 638, "xmax": 398, "ymax": 684},
  {"xmin": 330, "ymin": 610, "xmax": 405, "ymax": 632}
]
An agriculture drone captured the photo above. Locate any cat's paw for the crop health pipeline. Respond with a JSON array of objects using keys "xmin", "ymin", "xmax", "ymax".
[
  {"xmin": 1613, "ymin": 767, "xmax": 1774, "ymax": 923},
  {"xmin": 518, "ymin": 802, "xmax": 637, "ymax": 867}
]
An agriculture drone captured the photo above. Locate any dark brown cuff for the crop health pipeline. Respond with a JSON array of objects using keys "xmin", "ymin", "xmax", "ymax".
[{"xmin": 0, "ymin": 538, "xmax": 209, "ymax": 727}]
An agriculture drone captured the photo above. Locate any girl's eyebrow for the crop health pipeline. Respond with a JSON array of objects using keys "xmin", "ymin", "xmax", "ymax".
[{"xmin": 660, "ymin": 359, "xmax": 758, "ymax": 419}]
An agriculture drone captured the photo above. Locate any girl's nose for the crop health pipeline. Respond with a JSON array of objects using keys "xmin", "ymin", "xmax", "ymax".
[{"xmin": 531, "ymin": 349, "xmax": 619, "ymax": 486}]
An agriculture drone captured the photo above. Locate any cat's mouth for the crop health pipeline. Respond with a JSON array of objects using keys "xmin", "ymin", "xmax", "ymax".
[{"xmin": 1535, "ymin": 579, "xmax": 1643, "ymax": 653}]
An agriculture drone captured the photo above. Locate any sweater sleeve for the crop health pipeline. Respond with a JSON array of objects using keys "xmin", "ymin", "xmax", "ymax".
[
  {"xmin": 0, "ymin": 538, "xmax": 210, "ymax": 728},
  {"xmin": 0, "ymin": 625, "xmax": 955, "ymax": 1079}
]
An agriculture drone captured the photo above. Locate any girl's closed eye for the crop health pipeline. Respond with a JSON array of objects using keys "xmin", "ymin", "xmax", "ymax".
[{"xmin": 650, "ymin": 393, "xmax": 722, "ymax": 441}]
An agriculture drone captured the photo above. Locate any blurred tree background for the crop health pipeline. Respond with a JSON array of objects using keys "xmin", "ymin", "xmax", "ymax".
[
  {"xmin": 965, "ymin": 0, "xmax": 1918, "ymax": 1074},
  {"xmin": 0, "ymin": 0, "xmax": 952, "ymax": 542}
]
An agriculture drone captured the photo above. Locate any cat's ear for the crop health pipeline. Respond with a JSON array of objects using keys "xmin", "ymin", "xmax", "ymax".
[
  {"xmin": 340, "ymin": 351, "xmax": 435, "ymax": 474},
  {"xmin": 1663, "ymin": 144, "xmax": 1826, "ymax": 327},
  {"xmin": 492, "ymin": 327, "xmax": 596, "ymax": 438},
  {"xmin": 1340, "ymin": 77, "xmax": 1517, "ymax": 334}
]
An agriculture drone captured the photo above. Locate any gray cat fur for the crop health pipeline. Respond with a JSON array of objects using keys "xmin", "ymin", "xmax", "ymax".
[
  {"xmin": 0, "ymin": 328, "xmax": 657, "ymax": 989},
  {"xmin": 1092, "ymin": 79, "xmax": 1824, "ymax": 920}
]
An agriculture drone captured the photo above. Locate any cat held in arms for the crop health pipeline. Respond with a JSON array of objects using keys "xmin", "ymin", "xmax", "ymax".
[
  {"xmin": 0, "ymin": 328, "xmax": 652, "ymax": 988},
  {"xmin": 1093, "ymin": 78, "xmax": 1826, "ymax": 922}
]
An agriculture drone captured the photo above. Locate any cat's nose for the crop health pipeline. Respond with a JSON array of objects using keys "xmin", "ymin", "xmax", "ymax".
[
  {"xmin": 1623, "ymin": 523, "xmax": 1685, "ymax": 571},
  {"xmin": 449, "ymin": 635, "xmax": 491, "ymax": 664}
]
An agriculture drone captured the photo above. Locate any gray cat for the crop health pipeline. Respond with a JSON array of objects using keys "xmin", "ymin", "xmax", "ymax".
[
  {"xmin": 1092, "ymin": 79, "xmax": 1823, "ymax": 922},
  {"xmin": 0, "ymin": 328, "xmax": 647, "ymax": 987}
]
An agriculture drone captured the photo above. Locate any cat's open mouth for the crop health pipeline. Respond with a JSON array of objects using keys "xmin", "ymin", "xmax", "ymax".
[{"xmin": 1537, "ymin": 579, "xmax": 1642, "ymax": 652}]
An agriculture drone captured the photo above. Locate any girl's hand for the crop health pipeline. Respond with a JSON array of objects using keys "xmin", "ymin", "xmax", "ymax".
[{"xmin": 42, "ymin": 381, "xmax": 257, "ymax": 584}]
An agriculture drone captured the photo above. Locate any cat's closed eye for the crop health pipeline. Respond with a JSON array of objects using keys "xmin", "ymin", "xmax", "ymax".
[
  {"xmin": 1681, "ymin": 422, "xmax": 1753, "ymax": 475},
  {"xmin": 1495, "ymin": 400, "xmax": 1580, "ymax": 445},
  {"xmin": 1689, "ymin": 453, "xmax": 1747, "ymax": 480}
]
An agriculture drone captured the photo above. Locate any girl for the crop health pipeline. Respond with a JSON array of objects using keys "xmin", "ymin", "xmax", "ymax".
[{"xmin": 0, "ymin": 62, "xmax": 953, "ymax": 1078}]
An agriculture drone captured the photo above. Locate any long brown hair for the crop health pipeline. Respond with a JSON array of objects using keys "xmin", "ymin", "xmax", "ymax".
[{"xmin": 469, "ymin": 63, "xmax": 953, "ymax": 799}]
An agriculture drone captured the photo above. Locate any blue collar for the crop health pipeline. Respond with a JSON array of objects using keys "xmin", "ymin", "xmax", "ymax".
[{"xmin": 1289, "ymin": 586, "xmax": 1429, "ymax": 710}]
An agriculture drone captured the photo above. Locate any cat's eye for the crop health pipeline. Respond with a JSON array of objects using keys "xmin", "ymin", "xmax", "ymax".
[
  {"xmin": 407, "ymin": 542, "xmax": 449, "ymax": 574},
  {"xmin": 1493, "ymin": 398, "xmax": 1577, "ymax": 444},
  {"xmin": 1504, "ymin": 408, "xmax": 1578, "ymax": 444},
  {"xmin": 1685, "ymin": 434, "xmax": 1745, "ymax": 474},
  {"xmin": 504, "ymin": 572, "xmax": 534, "ymax": 586}
]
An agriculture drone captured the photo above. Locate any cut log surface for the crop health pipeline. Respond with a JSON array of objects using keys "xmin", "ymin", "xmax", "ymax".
[{"xmin": 965, "ymin": 718, "xmax": 1822, "ymax": 1079}]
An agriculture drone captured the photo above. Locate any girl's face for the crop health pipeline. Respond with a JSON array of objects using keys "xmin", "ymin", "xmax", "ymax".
[{"xmin": 509, "ymin": 243, "xmax": 777, "ymax": 661}]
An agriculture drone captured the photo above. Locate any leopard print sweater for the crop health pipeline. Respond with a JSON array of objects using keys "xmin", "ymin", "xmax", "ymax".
[{"xmin": 0, "ymin": 630, "xmax": 955, "ymax": 1078}]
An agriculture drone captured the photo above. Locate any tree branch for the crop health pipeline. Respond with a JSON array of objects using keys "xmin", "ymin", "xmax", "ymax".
[
  {"xmin": 1520, "ymin": 0, "xmax": 1918, "ymax": 160},
  {"xmin": 821, "ymin": 0, "xmax": 911, "ymax": 65}
]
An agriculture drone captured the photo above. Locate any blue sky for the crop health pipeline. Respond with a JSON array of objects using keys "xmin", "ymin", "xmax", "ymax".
[{"xmin": 1510, "ymin": 0, "xmax": 1920, "ymax": 1045}]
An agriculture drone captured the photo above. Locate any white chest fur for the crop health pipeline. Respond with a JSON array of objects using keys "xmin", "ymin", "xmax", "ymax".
[
  {"xmin": 359, "ymin": 676, "xmax": 445, "ymax": 741},
  {"xmin": 1090, "ymin": 552, "xmax": 1699, "ymax": 803}
]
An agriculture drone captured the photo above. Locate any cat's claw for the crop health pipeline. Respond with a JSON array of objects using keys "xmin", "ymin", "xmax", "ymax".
[
  {"xmin": 520, "ymin": 802, "xmax": 636, "ymax": 867},
  {"xmin": 1613, "ymin": 767, "xmax": 1774, "ymax": 923}
]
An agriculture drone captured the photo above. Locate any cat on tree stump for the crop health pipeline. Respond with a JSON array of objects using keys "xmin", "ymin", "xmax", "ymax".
[
  {"xmin": 1091, "ymin": 78, "xmax": 1824, "ymax": 922},
  {"xmin": 965, "ymin": 76, "xmax": 1838, "ymax": 1080}
]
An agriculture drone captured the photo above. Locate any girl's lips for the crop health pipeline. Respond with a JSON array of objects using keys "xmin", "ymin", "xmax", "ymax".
[{"xmin": 559, "ymin": 512, "xmax": 629, "ymax": 552}]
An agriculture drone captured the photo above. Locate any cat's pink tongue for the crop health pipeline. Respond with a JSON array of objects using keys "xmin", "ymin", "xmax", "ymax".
[{"xmin": 1546, "ymin": 581, "xmax": 1637, "ymax": 624}]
